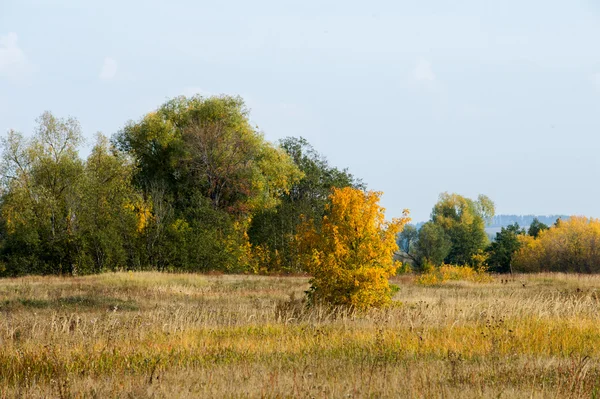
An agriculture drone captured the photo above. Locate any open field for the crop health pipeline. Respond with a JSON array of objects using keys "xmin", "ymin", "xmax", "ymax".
[{"xmin": 1, "ymin": 273, "xmax": 600, "ymax": 398}]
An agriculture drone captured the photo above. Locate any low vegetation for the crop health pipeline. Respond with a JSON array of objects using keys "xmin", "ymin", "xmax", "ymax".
[
  {"xmin": 1, "ymin": 272, "xmax": 600, "ymax": 398},
  {"xmin": 415, "ymin": 264, "xmax": 492, "ymax": 286}
]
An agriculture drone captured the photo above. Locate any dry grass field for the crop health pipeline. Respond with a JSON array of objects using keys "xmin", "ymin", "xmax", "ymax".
[{"xmin": 1, "ymin": 272, "xmax": 600, "ymax": 398}]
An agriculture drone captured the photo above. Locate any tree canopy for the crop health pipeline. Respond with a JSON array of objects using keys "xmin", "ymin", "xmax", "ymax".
[
  {"xmin": 115, "ymin": 95, "xmax": 302, "ymax": 218},
  {"xmin": 429, "ymin": 192, "xmax": 495, "ymax": 266},
  {"xmin": 0, "ymin": 114, "xmax": 138, "ymax": 275}
]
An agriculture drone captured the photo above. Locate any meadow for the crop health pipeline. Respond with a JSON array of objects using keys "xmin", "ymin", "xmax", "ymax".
[{"xmin": 1, "ymin": 272, "xmax": 600, "ymax": 398}]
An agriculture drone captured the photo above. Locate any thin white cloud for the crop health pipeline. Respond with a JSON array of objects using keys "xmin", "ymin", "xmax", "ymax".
[
  {"xmin": 99, "ymin": 57, "xmax": 118, "ymax": 80},
  {"xmin": 413, "ymin": 58, "xmax": 436, "ymax": 83},
  {"xmin": 0, "ymin": 32, "xmax": 34, "ymax": 82}
]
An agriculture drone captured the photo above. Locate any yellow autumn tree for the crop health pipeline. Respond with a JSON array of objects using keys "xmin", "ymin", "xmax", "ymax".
[
  {"xmin": 297, "ymin": 187, "xmax": 410, "ymax": 309},
  {"xmin": 513, "ymin": 216, "xmax": 600, "ymax": 273}
]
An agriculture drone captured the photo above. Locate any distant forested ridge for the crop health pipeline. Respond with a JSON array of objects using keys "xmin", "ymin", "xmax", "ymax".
[
  {"xmin": 490, "ymin": 215, "xmax": 569, "ymax": 228},
  {"xmin": 413, "ymin": 215, "xmax": 567, "ymax": 231}
]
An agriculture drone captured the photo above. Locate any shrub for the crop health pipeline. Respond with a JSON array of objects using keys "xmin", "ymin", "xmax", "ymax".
[
  {"xmin": 416, "ymin": 264, "xmax": 492, "ymax": 286},
  {"xmin": 297, "ymin": 187, "xmax": 410, "ymax": 309}
]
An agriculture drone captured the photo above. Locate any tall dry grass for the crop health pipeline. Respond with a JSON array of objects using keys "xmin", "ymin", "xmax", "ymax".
[{"xmin": 1, "ymin": 272, "xmax": 600, "ymax": 398}]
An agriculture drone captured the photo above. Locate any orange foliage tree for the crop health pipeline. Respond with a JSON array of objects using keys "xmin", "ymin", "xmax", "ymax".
[
  {"xmin": 297, "ymin": 187, "xmax": 410, "ymax": 309},
  {"xmin": 513, "ymin": 216, "xmax": 600, "ymax": 273}
]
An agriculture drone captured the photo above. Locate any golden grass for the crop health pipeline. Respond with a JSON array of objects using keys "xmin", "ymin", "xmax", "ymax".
[{"xmin": 1, "ymin": 272, "xmax": 600, "ymax": 398}]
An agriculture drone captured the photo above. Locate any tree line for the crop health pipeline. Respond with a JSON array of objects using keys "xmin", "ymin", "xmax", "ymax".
[
  {"xmin": 0, "ymin": 96, "xmax": 360, "ymax": 276},
  {"xmin": 1, "ymin": 94, "xmax": 598, "ymax": 280}
]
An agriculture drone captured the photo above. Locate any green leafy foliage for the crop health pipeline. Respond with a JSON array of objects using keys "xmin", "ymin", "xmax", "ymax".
[
  {"xmin": 116, "ymin": 95, "xmax": 301, "ymax": 218},
  {"xmin": 414, "ymin": 222, "xmax": 452, "ymax": 269},
  {"xmin": 0, "ymin": 114, "xmax": 139, "ymax": 275},
  {"xmin": 114, "ymin": 95, "xmax": 303, "ymax": 272},
  {"xmin": 430, "ymin": 193, "xmax": 494, "ymax": 266},
  {"xmin": 486, "ymin": 223, "xmax": 525, "ymax": 273},
  {"xmin": 527, "ymin": 218, "xmax": 549, "ymax": 238}
]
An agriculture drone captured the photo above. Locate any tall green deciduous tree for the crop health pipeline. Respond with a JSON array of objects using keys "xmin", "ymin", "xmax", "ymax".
[
  {"xmin": 430, "ymin": 192, "xmax": 495, "ymax": 265},
  {"xmin": 78, "ymin": 134, "xmax": 139, "ymax": 273},
  {"xmin": 116, "ymin": 95, "xmax": 301, "ymax": 218},
  {"xmin": 115, "ymin": 95, "xmax": 302, "ymax": 272},
  {"xmin": 1, "ymin": 112, "xmax": 85, "ymax": 275},
  {"xmin": 247, "ymin": 137, "xmax": 362, "ymax": 271}
]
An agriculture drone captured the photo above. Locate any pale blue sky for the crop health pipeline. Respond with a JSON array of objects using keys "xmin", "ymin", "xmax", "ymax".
[{"xmin": 2, "ymin": 0, "xmax": 600, "ymax": 222}]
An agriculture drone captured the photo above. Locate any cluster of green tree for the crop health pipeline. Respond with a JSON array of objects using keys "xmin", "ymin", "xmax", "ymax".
[
  {"xmin": 397, "ymin": 193, "xmax": 494, "ymax": 270},
  {"xmin": 0, "ymin": 96, "xmax": 360, "ymax": 276},
  {"xmin": 398, "ymin": 197, "xmax": 553, "ymax": 273}
]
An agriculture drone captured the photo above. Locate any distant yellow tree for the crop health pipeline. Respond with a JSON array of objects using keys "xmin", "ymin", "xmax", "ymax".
[{"xmin": 297, "ymin": 187, "xmax": 410, "ymax": 309}]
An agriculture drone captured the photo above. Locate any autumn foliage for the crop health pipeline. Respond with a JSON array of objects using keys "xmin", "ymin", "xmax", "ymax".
[
  {"xmin": 297, "ymin": 187, "xmax": 410, "ymax": 309},
  {"xmin": 415, "ymin": 264, "xmax": 492, "ymax": 286},
  {"xmin": 513, "ymin": 217, "xmax": 600, "ymax": 273}
]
